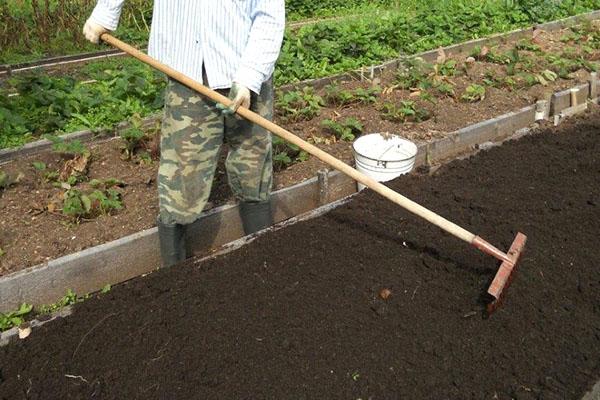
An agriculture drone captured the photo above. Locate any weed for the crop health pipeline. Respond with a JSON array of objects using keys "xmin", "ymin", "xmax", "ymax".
[
  {"xmin": 45, "ymin": 134, "xmax": 90, "ymax": 158},
  {"xmin": 276, "ymin": 87, "xmax": 324, "ymax": 122},
  {"xmin": 37, "ymin": 289, "xmax": 80, "ymax": 315},
  {"xmin": 461, "ymin": 84, "xmax": 486, "ymax": 102},
  {"xmin": 380, "ymin": 101, "xmax": 431, "ymax": 123},
  {"xmin": 0, "ymin": 303, "xmax": 33, "ymax": 331},
  {"xmin": 321, "ymin": 117, "xmax": 363, "ymax": 141}
]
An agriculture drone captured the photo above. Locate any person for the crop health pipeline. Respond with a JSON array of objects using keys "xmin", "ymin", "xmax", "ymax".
[{"xmin": 83, "ymin": 1, "xmax": 286, "ymax": 267}]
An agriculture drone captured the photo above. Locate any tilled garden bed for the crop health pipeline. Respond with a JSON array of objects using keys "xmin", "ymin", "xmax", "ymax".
[{"xmin": 1, "ymin": 106, "xmax": 599, "ymax": 399}]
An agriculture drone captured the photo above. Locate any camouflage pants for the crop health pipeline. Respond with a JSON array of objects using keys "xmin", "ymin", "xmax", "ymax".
[{"xmin": 158, "ymin": 77, "xmax": 274, "ymax": 225}]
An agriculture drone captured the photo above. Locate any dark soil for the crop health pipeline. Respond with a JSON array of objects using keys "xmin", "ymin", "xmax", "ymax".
[{"xmin": 1, "ymin": 106, "xmax": 599, "ymax": 399}]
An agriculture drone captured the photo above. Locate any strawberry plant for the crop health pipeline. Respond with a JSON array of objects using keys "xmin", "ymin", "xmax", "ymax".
[
  {"xmin": 353, "ymin": 86, "xmax": 381, "ymax": 104},
  {"xmin": 272, "ymin": 136, "xmax": 309, "ymax": 171},
  {"xmin": 461, "ymin": 84, "xmax": 486, "ymax": 102},
  {"xmin": 321, "ymin": 117, "xmax": 363, "ymax": 141},
  {"xmin": 276, "ymin": 87, "xmax": 324, "ymax": 122},
  {"xmin": 120, "ymin": 114, "xmax": 147, "ymax": 160},
  {"xmin": 62, "ymin": 185, "xmax": 124, "ymax": 221},
  {"xmin": 380, "ymin": 101, "xmax": 431, "ymax": 123},
  {"xmin": 396, "ymin": 58, "xmax": 433, "ymax": 90},
  {"xmin": 324, "ymin": 83, "xmax": 356, "ymax": 106}
]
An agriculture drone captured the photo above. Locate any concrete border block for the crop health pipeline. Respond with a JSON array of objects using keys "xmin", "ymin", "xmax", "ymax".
[{"xmin": 551, "ymin": 83, "xmax": 591, "ymax": 115}]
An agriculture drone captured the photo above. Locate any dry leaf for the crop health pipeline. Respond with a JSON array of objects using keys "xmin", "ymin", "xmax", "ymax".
[{"xmin": 59, "ymin": 154, "xmax": 89, "ymax": 181}]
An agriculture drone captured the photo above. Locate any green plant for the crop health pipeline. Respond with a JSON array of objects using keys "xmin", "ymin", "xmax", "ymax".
[
  {"xmin": 321, "ymin": 117, "xmax": 363, "ymax": 141},
  {"xmin": 37, "ymin": 289, "xmax": 80, "ymax": 315},
  {"xmin": 62, "ymin": 185, "xmax": 123, "ymax": 220},
  {"xmin": 380, "ymin": 101, "xmax": 431, "ymax": 122},
  {"xmin": 272, "ymin": 136, "xmax": 309, "ymax": 171},
  {"xmin": 515, "ymin": 38, "xmax": 542, "ymax": 53},
  {"xmin": 90, "ymin": 189, "xmax": 124, "ymax": 215},
  {"xmin": 0, "ymin": 303, "xmax": 33, "ymax": 331},
  {"xmin": 353, "ymin": 86, "xmax": 381, "ymax": 104},
  {"xmin": 276, "ymin": 87, "xmax": 324, "ymax": 122},
  {"xmin": 45, "ymin": 134, "xmax": 90, "ymax": 158},
  {"xmin": 324, "ymin": 83, "xmax": 356, "ymax": 106},
  {"xmin": 461, "ymin": 84, "xmax": 486, "ymax": 102},
  {"xmin": 120, "ymin": 113, "xmax": 147, "ymax": 160},
  {"xmin": 32, "ymin": 161, "xmax": 46, "ymax": 171},
  {"xmin": 324, "ymin": 83, "xmax": 381, "ymax": 106},
  {"xmin": 396, "ymin": 58, "xmax": 433, "ymax": 90}
]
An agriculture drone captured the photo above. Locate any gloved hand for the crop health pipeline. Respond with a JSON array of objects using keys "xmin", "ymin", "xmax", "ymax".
[
  {"xmin": 217, "ymin": 82, "xmax": 251, "ymax": 115},
  {"xmin": 83, "ymin": 18, "xmax": 109, "ymax": 44}
]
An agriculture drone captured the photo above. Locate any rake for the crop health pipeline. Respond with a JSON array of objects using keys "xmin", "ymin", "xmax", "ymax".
[{"xmin": 101, "ymin": 34, "xmax": 527, "ymax": 315}]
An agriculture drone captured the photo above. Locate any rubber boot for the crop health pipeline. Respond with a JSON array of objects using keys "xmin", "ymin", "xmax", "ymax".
[
  {"xmin": 157, "ymin": 217, "xmax": 187, "ymax": 268},
  {"xmin": 239, "ymin": 200, "xmax": 273, "ymax": 235}
]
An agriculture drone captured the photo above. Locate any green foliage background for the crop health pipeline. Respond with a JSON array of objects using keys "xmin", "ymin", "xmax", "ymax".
[{"xmin": 2, "ymin": 0, "xmax": 600, "ymax": 149}]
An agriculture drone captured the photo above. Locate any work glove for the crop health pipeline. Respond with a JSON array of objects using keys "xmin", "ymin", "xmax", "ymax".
[
  {"xmin": 83, "ymin": 18, "xmax": 109, "ymax": 44},
  {"xmin": 217, "ymin": 82, "xmax": 251, "ymax": 115}
]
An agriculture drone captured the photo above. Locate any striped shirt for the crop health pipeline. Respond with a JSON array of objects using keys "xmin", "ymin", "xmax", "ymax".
[{"xmin": 91, "ymin": 1, "xmax": 286, "ymax": 94}]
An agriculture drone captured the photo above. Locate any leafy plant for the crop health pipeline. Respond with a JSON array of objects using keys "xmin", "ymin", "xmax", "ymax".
[
  {"xmin": 120, "ymin": 113, "xmax": 148, "ymax": 160},
  {"xmin": 276, "ymin": 87, "xmax": 324, "ymax": 122},
  {"xmin": 321, "ymin": 117, "xmax": 363, "ymax": 141},
  {"xmin": 353, "ymin": 86, "xmax": 381, "ymax": 104},
  {"xmin": 324, "ymin": 83, "xmax": 381, "ymax": 107},
  {"xmin": 32, "ymin": 161, "xmax": 46, "ymax": 171},
  {"xmin": 324, "ymin": 83, "xmax": 356, "ymax": 106},
  {"xmin": 0, "ymin": 303, "xmax": 33, "ymax": 331},
  {"xmin": 62, "ymin": 186, "xmax": 123, "ymax": 220},
  {"xmin": 461, "ymin": 84, "xmax": 486, "ymax": 102},
  {"xmin": 272, "ymin": 136, "xmax": 309, "ymax": 171},
  {"xmin": 396, "ymin": 58, "xmax": 433, "ymax": 90},
  {"xmin": 37, "ymin": 289, "xmax": 80, "ymax": 315},
  {"xmin": 380, "ymin": 101, "xmax": 431, "ymax": 123},
  {"xmin": 45, "ymin": 134, "xmax": 90, "ymax": 158}
]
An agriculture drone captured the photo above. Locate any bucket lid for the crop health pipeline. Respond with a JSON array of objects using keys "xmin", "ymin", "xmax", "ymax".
[{"xmin": 353, "ymin": 134, "xmax": 418, "ymax": 162}]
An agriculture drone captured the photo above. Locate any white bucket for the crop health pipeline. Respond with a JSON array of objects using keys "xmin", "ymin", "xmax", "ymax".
[{"xmin": 353, "ymin": 133, "xmax": 417, "ymax": 191}]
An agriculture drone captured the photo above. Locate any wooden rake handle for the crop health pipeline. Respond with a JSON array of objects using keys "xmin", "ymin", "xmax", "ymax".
[{"xmin": 101, "ymin": 33, "xmax": 512, "ymax": 264}]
